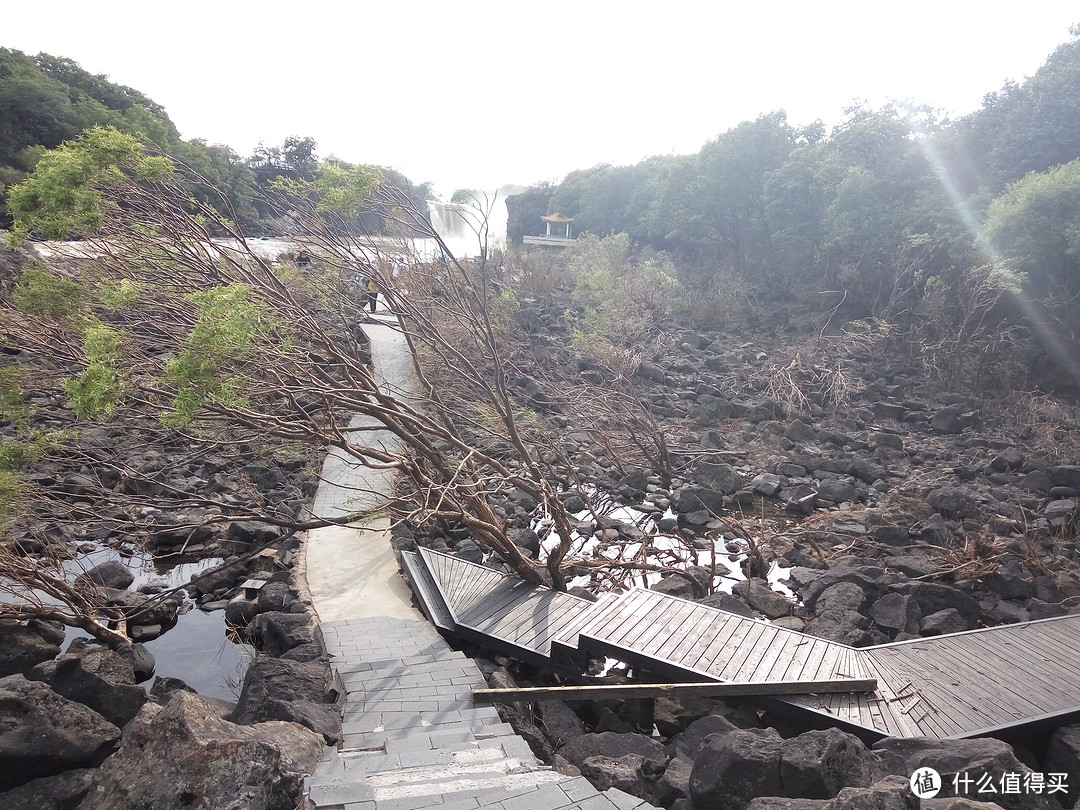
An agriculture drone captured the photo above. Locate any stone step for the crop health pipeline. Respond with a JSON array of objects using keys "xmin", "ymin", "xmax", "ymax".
[
  {"xmin": 341, "ymin": 706, "xmax": 503, "ymax": 733},
  {"xmin": 307, "ymin": 764, "xmax": 568, "ymax": 809},
  {"xmin": 333, "ymin": 649, "xmax": 468, "ymax": 675},
  {"xmin": 341, "ymin": 721, "xmax": 518, "ymax": 755},
  {"xmin": 308, "ymin": 775, "xmax": 657, "ymax": 810}
]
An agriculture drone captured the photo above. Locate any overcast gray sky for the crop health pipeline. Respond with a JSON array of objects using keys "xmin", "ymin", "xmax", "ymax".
[{"xmin": 4, "ymin": 2, "xmax": 1077, "ymax": 198}]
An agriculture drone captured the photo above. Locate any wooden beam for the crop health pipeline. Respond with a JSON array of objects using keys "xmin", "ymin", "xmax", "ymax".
[{"xmin": 473, "ymin": 678, "xmax": 878, "ymax": 704}]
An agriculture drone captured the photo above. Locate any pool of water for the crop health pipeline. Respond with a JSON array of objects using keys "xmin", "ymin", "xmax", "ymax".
[{"xmin": 61, "ymin": 547, "xmax": 253, "ymax": 701}]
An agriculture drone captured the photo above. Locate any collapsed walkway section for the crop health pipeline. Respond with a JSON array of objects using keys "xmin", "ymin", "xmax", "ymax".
[{"xmin": 405, "ymin": 547, "xmax": 1080, "ymax": 741}]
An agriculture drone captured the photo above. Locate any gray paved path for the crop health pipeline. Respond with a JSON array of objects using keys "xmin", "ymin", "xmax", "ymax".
[
  {"xmin": 303, "ymin": 316, "xmax": 422, "ymax": 623},
  {"xmin": 301, "ymin": 315, "xmax": 656, "ymax": 810}
]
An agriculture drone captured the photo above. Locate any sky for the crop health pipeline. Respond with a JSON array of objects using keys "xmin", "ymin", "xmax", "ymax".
[{"xmin": 4, "ymin": 2, "xmax": 1078, "ymax": 199}]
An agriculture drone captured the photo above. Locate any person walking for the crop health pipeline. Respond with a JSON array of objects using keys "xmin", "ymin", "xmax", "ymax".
[{"xmin": 365, "ymin": 277, "xmax": 379, "ymax": 313}]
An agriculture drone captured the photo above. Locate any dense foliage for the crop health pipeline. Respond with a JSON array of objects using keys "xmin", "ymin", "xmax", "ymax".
[
  {"xmin": 507, "ymin": 31, "xmax": 1080, "ymax": 392},
  {"xmin": 0, "ymin": 48, "xmax": 433, "ymax": 234}
]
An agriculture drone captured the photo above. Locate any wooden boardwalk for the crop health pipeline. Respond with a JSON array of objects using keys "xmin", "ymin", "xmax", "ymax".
[{"xmin": 404, "ymin": 548, "xmax": 1080, "ymax": 740}]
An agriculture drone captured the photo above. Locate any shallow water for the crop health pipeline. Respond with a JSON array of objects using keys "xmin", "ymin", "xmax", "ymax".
[{"xmin": 61, "ymin": 547, "xmax": 253, "ymax": 701}]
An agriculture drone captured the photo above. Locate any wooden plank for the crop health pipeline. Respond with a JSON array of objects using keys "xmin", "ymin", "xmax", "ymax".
[
  {"xmin": 716, "ymin": 621, "xmax": 774, "ymax": 681},
  {"xmin": 617, "ymin": 593, "xmax": 689, "ymax": 650},
  {"xmin": 584, "ymin": 590, "xmax": 654, "ymax": 642},
  {"xmin": 623, "ymin": 598, "xmax": 701, "ymax": 659},
  {"xmin": 666, "ymin": 611, "xmax": 731, "ymax": 667},
  {"xmin": 773, "ymin": 635, "xmax": 817, "ymax": 682},
  {"xmin": 542, "ymin": 597, "xmax": 608, "ymax": 650},
  {"xmin": 904, "ymin": 639, "xmax": 1053, "ymax": 721},
  {"xmin": 458, "ymin": 581, "xmax": 534, "ymax": 625},
  {"xmin": 560, "ymin": 593, "xmax": 628, "ymax": 650},
  {"xmin": 401, "ymin": 551, "xmax": 454, "ymax": 631},
  {"xmin": 689, "ymin": 613, "xmax": 754, "ymax": 674},
  {"xmin": 674, "ymin": 613, "xmax": 737, "ymax": 672},
  {"xmin": 473, "ymin": 678, "xmax": 879, "ymax": 704},
  {"xmin": 656, "ymin": 604, "xmax": 723, "ymax": 664},
  {"xmin": 867, "ymin": 651, "xmax": 968, "ymax": 737},
  {"xmin": 794, "ymin": 637, "xmax": 831, "ymax": 682},
  {"xmin": 832, "ymin": 652, "xmax": 915, "ymax": 737},
  {"xmin": 743, "ymin": 628, "xmax": 799, "ymax": 682},
  {"xmin": 950, "ymin": 631, "xmax": 1080, "ymax": 705},
  {"xmin": 453, "ymin": 566, "xmax": 496, "ymax": 612},
  {"xmin": 506, "ymin": 593, "xmax": 582, "ymax": 650},
  {"xmin": 694, "ymin": 616, "xmax": 758, "ymax": 676},
  {"xmin": 754, "ymin": 633, "xmax": 806, "ymax": 682},
  {"xmin": 530, "ymin": 600, "xmax": 600, "ymax": 654},
  {"xmin": 467, "ymin": 589, "xmax": 549, "ymax": 638}
]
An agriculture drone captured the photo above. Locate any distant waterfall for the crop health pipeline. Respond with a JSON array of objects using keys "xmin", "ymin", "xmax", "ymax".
[
  {"xmin": 425, "ymin": 197, "xmax": 507, "ymax": 259},
  {"xmin": 427, "ymin": 201, "xmax": 471, "ymax": 241}
]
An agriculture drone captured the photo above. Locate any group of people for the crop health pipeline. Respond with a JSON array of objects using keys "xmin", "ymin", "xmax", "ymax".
[{"xmin": 292, "ymin": 248, "xmax": 380, "ymax": 313}]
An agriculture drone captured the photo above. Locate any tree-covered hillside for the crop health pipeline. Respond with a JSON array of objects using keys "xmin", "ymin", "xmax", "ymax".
[
  {"xmin": 0, "ymin": 49, "xmax": 433, "ymax": 233},
  {"xmin": 507, "ymin": 30, "xmax": 1080, "ymax": 392}
]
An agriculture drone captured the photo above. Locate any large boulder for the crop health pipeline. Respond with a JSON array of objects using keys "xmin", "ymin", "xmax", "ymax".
[
  {"xmin": 63, "ymin": 638, "xmax": 138, "ymax": 684},
  {"xmin": 28, "ymin": 655, "xmax": 147, "ymax": 728},
  {"xmin": 691, "ymin": 727, "xmax": 878, "ymax": 809},
  {"xmin": 248, "ymin": 611, "xmax": 315, "ymax": 656},
  {"xmin": 485, "ymin": 667, "xmax": 551, "ymax": 760},
  {"xmin": 733, "ymin": 579, "xmax": 794, "ymax": 619},
  {"xmin": 0, "ymin": 621, "xmax": 62, "ymax": 677},
  {"xmin": 700, "ymin": 591, "xmax": 756, "ymax": 618},
  {"xmin": 690, "ymin": 727, "xmax": 785, "ymax": 810},
  {"xmin": 873, "ymin": 736, "xmax": 1057, "ymax": 810},
  {"xmin": 0, "ymin": 767, "xmax": 96, "ymax": 810},
  {"xmin": 559, "ymin": 731, "xmax": 668, "ymax": 775},
  {"xmin": 653, "ymin": 754, "xmax": 693, "ymax": 805},
  {"xmin": 537, "ymin": 699, "xmax": 587, "ymax": 749},
  {"xmin": 890, "ymin": 582, "xmax": 980, "ymax": 627},
  {"xmin": 779, "ymin": 728, "xmax": 875, "ymax": 799},
  {"xmin": 1042, "ymin": 724, "xmax": 1080, "ymax": 808},
  {"xmin": 580, "ymin": 752, "xmax": 658, "ymax": 801},
  {"xmin": 926, "ymin": 487, "xmax": 982, "ymax": 520},
  {"xmin": 868, "ymin": 594, "xmax": 922, "ymax": 637},
  {"xmin": 694, "ymin": 460, "xmax": 742, "ymax": 493},
  {"xmin": 75, "ymin": 559, "xmax": 135, "ymax": 590},
  {"xmin": 822, "ymin": 775, "xmax": 916, "ymax": 809},
  {"xmin": 0, "ymin": 674, "xmax": 121, "ymax": 791},
  {"xmin": 667, "ymin": 711, "xmax": 742, "ymax": 761},
  {"xmin": 231, "ymin": 657, "xmax": 340, "ymax": 744},
  {"xmin": 804, "ymin": 609, "xmax": 878, "ymax": 647},
  {"xmin": 672, "ymin": 487, "xmax": 728, "ymax": 515},
  {"xmin": 78, "ymin": 691, "xmax": 323, "ymax": 810},
  {"xmin": 794, "ymin": 566, "xmax": 882, "ymax": 613}
]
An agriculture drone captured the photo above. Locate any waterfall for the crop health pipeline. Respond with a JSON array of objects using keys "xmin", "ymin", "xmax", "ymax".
[
  {"xmin": 425, "ymin": 200, "xmax": 468, "ymax": 239},
  {"xmin": 425, "ymin": 197, "xmax": 508, "ymax": 258}
]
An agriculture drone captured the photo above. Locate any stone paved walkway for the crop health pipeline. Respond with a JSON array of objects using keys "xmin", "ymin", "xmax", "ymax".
[{"xmin": 301, "ymin": 316, "xmax": 656, "ymax": 809}]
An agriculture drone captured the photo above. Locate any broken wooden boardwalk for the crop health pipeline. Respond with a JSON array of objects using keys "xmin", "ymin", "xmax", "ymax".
[{"xmin": 404, "ymin": 548, "xmax": 1080, "ymax": 741}]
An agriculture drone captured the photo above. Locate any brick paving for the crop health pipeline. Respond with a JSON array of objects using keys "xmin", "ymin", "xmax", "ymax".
[{"xmin": 303, "ymin": 318, "xmax": 656, "ymax": 809}]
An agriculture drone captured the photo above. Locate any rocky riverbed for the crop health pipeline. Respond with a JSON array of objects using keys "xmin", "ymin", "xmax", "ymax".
[
  {"xmin": 400, "ymin": 298, "xmax": 1080, "ymax": 809},
  {"xmin": 3, "ymin": 235, "xmax": 1080, "ymax": 808}
]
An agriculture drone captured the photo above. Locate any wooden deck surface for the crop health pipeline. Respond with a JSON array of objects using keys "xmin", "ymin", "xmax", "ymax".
[
  {"xmin": 418, "ymin": 547, "xmax": 602, "ymax": 660},
  {"xmin": 409, "ymin": 548, "xmax": 1080, "ymax": 740}
]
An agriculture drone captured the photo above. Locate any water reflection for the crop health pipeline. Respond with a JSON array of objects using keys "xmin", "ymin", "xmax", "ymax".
[{"xmin": 61, "ymin": 547, "xmax": 253, "ymax": 701}]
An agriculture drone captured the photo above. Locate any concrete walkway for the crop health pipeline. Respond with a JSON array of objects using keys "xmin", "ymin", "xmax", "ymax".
[
  {"xmin": 303, "ymin": 315, "xmax": 422, "ymax": 623},
  {"xmin": 300, "ymin": 314, "xmax": 656, "ymax": 810}
]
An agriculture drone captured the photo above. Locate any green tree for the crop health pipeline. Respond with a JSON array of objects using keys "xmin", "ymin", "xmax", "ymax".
[
  {"xmin": 282, "ymin": 135, "xmax": 318, "ymax": 180},
  {"xmin": 505, "ymin": 183, "xmax": 553, "ymax": 245},
  {"xmin": 683, "ymin": 112, "xmax": 795, "ymax": 275},
  {"xmin": 984, "ymin": 158, "xmax": 1080, "ymax": 303}
]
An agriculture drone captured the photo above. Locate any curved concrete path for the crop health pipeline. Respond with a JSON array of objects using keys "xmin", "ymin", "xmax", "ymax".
[
  {"xmin": 303, "ymin": 314, "xmax": 422, "ymax": 623},
  {"xmin": 300, "ymin": 314, "xmax": 656, "ymax": 809}
]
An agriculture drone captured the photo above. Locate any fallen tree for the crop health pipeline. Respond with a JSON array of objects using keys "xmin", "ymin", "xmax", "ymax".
[{"xmin": 1, "ymin": 126, "xmax": 682, "ymax": 644}]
